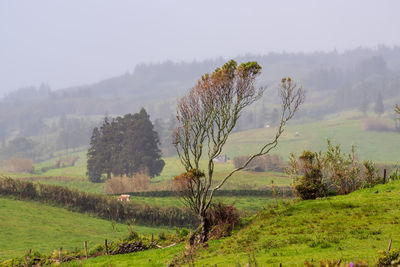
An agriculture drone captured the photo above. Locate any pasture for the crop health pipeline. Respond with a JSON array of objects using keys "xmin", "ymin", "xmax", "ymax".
[
  {"xmin": 80, "ymin": 181, "xmax": 400, "ymax": 266},
  {"xmin": 1, "ymin": 111, "xmax": 397, "ymax": 197},
  {"xmin": 0, "ymin": 196, "xmax": 170, "ymax": 261}
]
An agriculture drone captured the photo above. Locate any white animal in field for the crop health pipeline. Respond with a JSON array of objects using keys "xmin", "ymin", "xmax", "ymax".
[{"xmin": 118, "ymin": 194, "xmax": 131, "ymax": 202}]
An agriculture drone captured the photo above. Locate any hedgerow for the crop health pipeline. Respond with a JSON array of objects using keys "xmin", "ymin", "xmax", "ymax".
[{"xmin": 0, "ymin": 177, "xmax": 198, "ymax": 227}]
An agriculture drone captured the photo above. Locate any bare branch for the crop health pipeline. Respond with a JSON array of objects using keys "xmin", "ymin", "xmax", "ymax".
[
  {"xmin": 205, "ymin": 78, "xmax": 305, "ymax": 209},
  {"xmin": 173, "ymin": 60, "xmax": 305, "ymax": 244}
]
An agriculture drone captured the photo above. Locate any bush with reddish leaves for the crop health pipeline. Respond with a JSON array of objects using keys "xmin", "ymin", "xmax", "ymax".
[{"xmin": 206, "ymin": 202, "xmax": 239, "ymax": 238}]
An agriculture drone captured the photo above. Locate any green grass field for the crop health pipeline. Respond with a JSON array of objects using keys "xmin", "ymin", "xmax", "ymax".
[
  {"xmin": 0, "ymin": 110, "xmax": 399, "ymax": 265},
  {"xmin": 79, "ymin": 244, "xmax": 184, "ymax": 267},
  {"xmin": 3, "ymin": 111, "xmax": 398, "ymax": 191},
  {"xmin": 0, "ymin": 196, "xmax": 170, "ymax": 261},
  {"xmin": 1, "ymin": 111, "xmax": 398, "ymax": 195},
  {"xmin": 78, "ymin": 181, "xmax": 400, "ymax": 266},
  {"xmin": 2, "ymin": 157, "xmax": 291, "ymax": 194},
  {"xmin": 224, "ymin": 112, "xmax": 400, "ymax": 163},
  {"xmin": 130, "ymin": 195, "xmax": 283, "ymax": 213}
]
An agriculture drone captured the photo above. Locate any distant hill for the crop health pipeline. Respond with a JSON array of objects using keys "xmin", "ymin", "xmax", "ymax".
[
  {"xmin": 0, "ymin": 46, "xmax": 399, "ymax": 162},
  {"xmin": 2, "ymin": 46, "xmax": 400, "ymax": 120}
]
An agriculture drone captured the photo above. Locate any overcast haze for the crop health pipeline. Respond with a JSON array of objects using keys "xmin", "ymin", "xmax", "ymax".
[{"xmin": 0, "ymin": 0, "xmax": 399, "ymax": 96}]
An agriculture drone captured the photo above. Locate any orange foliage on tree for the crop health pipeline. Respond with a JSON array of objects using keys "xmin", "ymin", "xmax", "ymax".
[{"xmin": 173, "ymin": 60, "xmax": 305, "ymax": 244}]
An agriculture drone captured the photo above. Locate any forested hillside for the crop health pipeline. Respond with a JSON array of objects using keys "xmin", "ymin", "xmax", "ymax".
[{"xmin": 0, "ymin": 46, "xmax": 399, "ymax": 162}]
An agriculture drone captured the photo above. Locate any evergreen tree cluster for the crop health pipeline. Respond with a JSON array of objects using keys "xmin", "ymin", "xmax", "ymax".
[{"xmin": 87, "ymin": 108, "xmax": 165, "ymax": 183}]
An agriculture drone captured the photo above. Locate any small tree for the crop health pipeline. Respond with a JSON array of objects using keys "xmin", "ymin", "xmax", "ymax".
[
  {"xmin": 396, "ymin": 104, "xmax": 400, "ymax": 116},
  {"xmin": 173, "ymin": 60, "xmax": 304, "ymax": 243},
  {"xmin": 291, "ymin": 151, "xmax": 327, "ymax": 200}
]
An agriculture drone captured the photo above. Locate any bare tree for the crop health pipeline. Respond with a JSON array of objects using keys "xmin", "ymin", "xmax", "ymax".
[{"xmin": 173, "ymin": 60, "xmax": 305, "ymax": 244}]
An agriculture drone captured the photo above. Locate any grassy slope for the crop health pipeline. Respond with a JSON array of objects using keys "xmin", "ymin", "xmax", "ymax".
[
  {"xmin": 0, "ymin": 197, "xmax": 170, "ymax": 261},
  {"xmin": 83, "ymin": 181, "xmax": 400, "ymax": 266},
  {"xmin": 130, "ymin": 196, "xmax": 283, "ymax": 213},
  {"xmin": 224, "ymin": 112, "xmax": 400, "ymax": 163},
  {"xmin": 80, "ymin": 244, "xmax": 184, "ymax": 267}
]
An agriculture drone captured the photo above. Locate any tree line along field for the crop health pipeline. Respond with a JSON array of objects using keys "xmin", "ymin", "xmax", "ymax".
[
  {"xmin": 2, "ymin": 110, "xmax": 398, "ymax": 192},
  {"xmin": 0, "ymin": 196, "xmax": 170, "ymax": 261},
  {"xmin": 76, "ymin": 181, "xmax": 400, "ymax": 266}
]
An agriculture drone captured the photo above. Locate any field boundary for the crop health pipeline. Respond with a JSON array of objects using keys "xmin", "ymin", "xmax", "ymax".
[
  {"xmin": 115, "ymin": 187, "xmax": 294, "ymax": 197},
  {"xmin": 0, "ymin": 177, "xmax": 198, "ymax": 227}
]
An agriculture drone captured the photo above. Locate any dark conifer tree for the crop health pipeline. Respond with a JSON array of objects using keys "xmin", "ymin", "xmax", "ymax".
[
  {"xmin": 99, "ymin": 117, "xmax": 113, "ymax": 179},
  {"xmin": 86, "ymin": 109, "xmax": 164, "ymax": 182},
  {"xmin": 120, "ymin": 109, "xmax": 165, "ymax": 177},
  {"xmin": 86, "ymin": 127, "xmax": 103, "ymax": 182}
]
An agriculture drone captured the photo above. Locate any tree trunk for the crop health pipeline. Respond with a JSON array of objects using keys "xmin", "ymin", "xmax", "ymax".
[{"xmin": 199, "ymin": 215, "xmax": 210, "ymax": 244}]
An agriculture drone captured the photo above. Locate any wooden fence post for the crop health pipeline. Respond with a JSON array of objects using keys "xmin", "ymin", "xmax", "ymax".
[
  {"xmin": 84, "ymin": 241, "xmax": 88, "ymax": 259},
  {"xmin": 59, "ymin": 247, "xmax": 62, "ymax": 263},
  {"xmin": 388, "ymin": 239, "xmax": 392, "ymax": 251},
  {"xmin": 383, "ymin": 169, "xmax": 387, "ymax": 184},
  {"xmin": 151, "ymin": 233, "xmax": 154, "ymax": 243},
  {"xmin": 105, "ymin": 239, "xmax": 109, "ymax": 255}
]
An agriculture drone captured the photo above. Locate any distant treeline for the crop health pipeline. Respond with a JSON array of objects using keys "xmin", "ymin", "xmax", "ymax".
[
  {"xmin": 0, "ymin": 178, "xmax": 198, "ymax": 227},
  {"xmin": 124, "ymin": 187, "xmax": 294, "ymax": 198},
  {"xmin": 1, "ymin": 46, "xmax": 400, "ymax": 161}
]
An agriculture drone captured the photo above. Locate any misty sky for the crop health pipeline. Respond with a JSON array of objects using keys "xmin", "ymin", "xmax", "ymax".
[{"xmin": 0, "ymin": 0, "xmax": 399, "ymax": 96}]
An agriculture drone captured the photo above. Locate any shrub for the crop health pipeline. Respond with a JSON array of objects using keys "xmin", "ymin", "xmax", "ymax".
[
  {"xmin": 55, "ymin": 156, "xmax": 79, "ymax": 168},
  {"xmin": 105, "ymin": 176, "xmax": 135, "ymax": 194},
  {"xmin": 376, "ymin": 249, "xmax": 400, "ymax": 266},
  {"xmin": 323, "ymin": 141, "xmax": 361, "ymax": 195},
  {"xmin": 133, "ymin": 172, "xmax": 150, "ymax": 191},
  {"xmin": 233, "ymin": 154, "xmax": 286, "ymax": 172},
  {"xmin": 104, "ymin": 172, "xmax": 150, "ymax": 194},
  {"xmin": 1, "ymin": 157, "xmax": 34, "ymax": 173},
  {"xmin": 287, "ymin": 140, "xmax": 382, "ymax": 198},
  {"xmin": 175, "ymin": 227, "xmax": 190, "ymax": 239},
  {"xmin": 362, "ymin": 160, "xmax": 381, "ymax": 187},
  {"xmin": 206, "ymin": 202, "xmax": 239, "ymax": 238},
  {"xmin": 289, "ymin": 151, "xmax": 327, "ymax": 200},
  {"xmin": 362, "ymin": 117, "xmax": 394, "ymax": 132},
  {"xmin": 390, "ymin": 168, "xmax": 400, "ymax": 181}
]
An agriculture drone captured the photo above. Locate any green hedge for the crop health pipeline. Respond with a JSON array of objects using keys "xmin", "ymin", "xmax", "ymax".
[
  {"xmin": 124, "ymin": 187, "xmax": 294, "ymax": 198},
  {"xmin": 0, "ymin": 178, "xmax": 198, "ymax": 227}
]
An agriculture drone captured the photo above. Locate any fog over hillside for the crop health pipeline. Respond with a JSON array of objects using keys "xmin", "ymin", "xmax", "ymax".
[
  {"xmin": 1, "ymin": 0, "xmax": 399, "ymax": 96},
  {"xmin": 0, "ymin": 1, "xmax": 399, "ymax": 163},
  {"xmin": 2, "ymin": 46, "xmax": 400, "ymax": 117}
]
